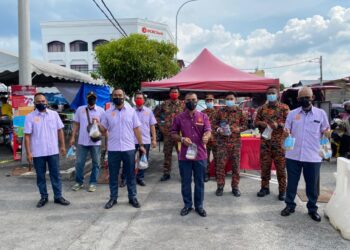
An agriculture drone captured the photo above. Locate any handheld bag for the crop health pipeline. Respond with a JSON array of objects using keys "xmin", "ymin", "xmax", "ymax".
[
  {"xmin": 320, "ymin": 136, "xmax": 332, "ymax": 159},
  {"xmin": 86, "ymin": 108, "xmax": 102, "ymax": 142},
  {"xmin": 66, "ymin": 146, "xmax": 76, "ymax": 158},
  {"xmin": 138, "ymin": 154, "xmax": 149, "ymax": 170},
  {"xmin": 220, "ymin": 121, "xmax": 232, "ymax": 136},
  {"xmin": 261, "ymin": 125, "xmax": 273, "ymax": 140},
  {"xmin": 283, "ymin": 135, "xmax": 295, "ymax": 151},
  {"xmin": 186, "ymin": 144, "xmax": 198, "ymax": 160}
]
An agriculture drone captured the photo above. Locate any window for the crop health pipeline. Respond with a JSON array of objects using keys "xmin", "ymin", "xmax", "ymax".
[
  {"xmin": 93, "ymin": 64, "xmax": 99, "ymax": 72},
  {"xmin": 70, "ymin": 40, "xmax": 88, "ymax": 52},
  {"xmin": 70, "ymin": 65, "xmax": 89, "ymax": 74},
  {"xmin": 92, "ymin": 39, "xmax": 108, "ymax": 50},
  {"xmin": 47, "ymin": 41, "xmax": 65, "ymax": 52}
]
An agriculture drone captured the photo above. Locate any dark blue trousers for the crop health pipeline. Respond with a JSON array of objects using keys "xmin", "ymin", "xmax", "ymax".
[
  {"xmin": 33, "ymin": 154, "xmax": 62, "ymax": 199},
  {"xmin": 285, "ymin": 159, "xmax": 321, "ymax": 213},
  {"xmin": 108, "ymin": 150, "xmax": 137, "ymax": 200},
  {"xmin": 178, "ymin": 160, "xmax": 206, "ymax": 209}
]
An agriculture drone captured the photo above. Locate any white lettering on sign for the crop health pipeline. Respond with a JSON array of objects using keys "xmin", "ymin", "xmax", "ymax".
[{"xmin": 141, "ymin": 27, "xmax": 163, "ymax": 36}]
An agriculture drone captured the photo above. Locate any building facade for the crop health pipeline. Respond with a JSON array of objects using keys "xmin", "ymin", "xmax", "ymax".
[{"xmin": 41, "ymin": 19, "xmax": 174, "ymax": 74}]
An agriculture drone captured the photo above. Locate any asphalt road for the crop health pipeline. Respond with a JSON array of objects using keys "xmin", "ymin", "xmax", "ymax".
[{"xmin": 0, "ymin": 150, "xmax": 349, "ymax": 250}]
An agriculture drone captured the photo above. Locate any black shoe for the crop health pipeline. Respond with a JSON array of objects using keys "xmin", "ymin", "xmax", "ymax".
[
  {"xmin": 54, "ymin": 197, "xmax": 70, "ymax": 206},
  {"xmin": 204, "ymin": 173, "xmax": 209, "ymax": 182},
  {"xmin": 278, "ymin": 192, "xmax": 286, "ymax": 201},
  {"xmin": 104, "ymin": 199, "xmax": 117, "ymax": 209},
  {"xmin": 257, "ymin": 188, "xmax": 270, "ymax": 197},
  {"xmin": 119, "ymin": 179, "xmax": 126, "ymax": 188},
  {"xmin": 281, "ymin": 206, "xmax": 295, "ymax": 216},
  {"xmin": 308, "ymin": 212, "xmax": 321, "ymax": 222},
  {"xmin": 232, "ymin": 188, "xmax": 241, "ymax": 197},
  {"xmin": 180, "ymin": 207, "xmax": 193, "ymax": 216},
  {"xmin": 36, "ymin": 198, "xmax": 48, "ymax": 208},
  {"xmin": 160, "ymin": 174, "xmax": 170, "ymax": 182},
  {"xmin": 137, "ymin": 179, "xmax": 146, "ymax": 186},
  {"xmin": 195, "ymin": 207, "xmax": 207, "ymax": 217},
  {"xmin": 129, "ymin": 198, "xmax": 141, "ymax": 208},
  {"xmin": 215, "ymin": 186, "xmax": 224, "ymax": 196}
]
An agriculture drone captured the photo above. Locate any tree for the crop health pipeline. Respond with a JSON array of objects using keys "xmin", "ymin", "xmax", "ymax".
[
  {"xmin": 280, "ymin": 83, "xmax": 285, "ymax": 91},
  {"xmin": 95, "ymin": 34, "xmax": 179, "ymax": 96}
]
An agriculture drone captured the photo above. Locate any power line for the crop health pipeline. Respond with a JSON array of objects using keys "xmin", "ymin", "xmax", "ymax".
[
  {"xmin": 100, "ymin": 0, "xmax": 128, "ymax": 37},
  {"xmin": 92, "ymin": 0, "xmax": 126, "ymax": 37},
  {"xmin": 240, "ymin": 57, "xmax": 320, "ymax": 71}
]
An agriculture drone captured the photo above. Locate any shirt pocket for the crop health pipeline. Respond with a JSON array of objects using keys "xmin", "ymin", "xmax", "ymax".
[
  {"xmin": 306, "ymin": 120, "xmax": 321, "ymax": 135},
  {"xmin": 47, "ymin": 119, "xmax": 57, "ymax": 130}
]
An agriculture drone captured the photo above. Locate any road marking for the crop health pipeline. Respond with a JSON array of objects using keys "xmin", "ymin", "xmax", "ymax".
[{"xmin": 241, "ymin": 172, "xmax": 278, "ymax": 184}]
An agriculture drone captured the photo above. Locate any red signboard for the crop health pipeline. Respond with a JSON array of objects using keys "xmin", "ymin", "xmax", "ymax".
[
  {"xmin": 141, "ymin": 26, "xmax": 163, "ymax": 36},
  {"xmin": 11, "ymin": 85, "xmax": 36, "ymax": 96}
]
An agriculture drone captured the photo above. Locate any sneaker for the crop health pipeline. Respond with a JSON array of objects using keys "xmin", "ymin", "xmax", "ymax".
[
  {"xmin": 71, "ymin": 183, "xmax": 84, "ymax": 191},
  {"xmin": 88, "ymin": 184, "xmax": 97, "ymax": 192}
]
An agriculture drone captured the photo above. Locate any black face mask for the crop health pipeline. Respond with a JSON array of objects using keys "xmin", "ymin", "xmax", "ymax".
[
  {"xmin": 87, "ymin": 97, "xmax": 96, "ymax": 106},
  {"xmin": 299, "ymin": 97, "xmax": 312, "ymax": 109},
  {"xmin": 113, "ymin": 98, "xmax": 124, "ymax": 106},
  {"xmin": 186, "ymin": 101, "xmax": 197, "ymax": 111},
  {"xmin": 35, "ymin": 103, "xmax": 47, "ymax": 111}
]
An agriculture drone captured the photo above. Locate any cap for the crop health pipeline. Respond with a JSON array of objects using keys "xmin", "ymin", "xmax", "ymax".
[{"xmin": 87, "ymin": 91, "xmax": 97, "ymax": 98}]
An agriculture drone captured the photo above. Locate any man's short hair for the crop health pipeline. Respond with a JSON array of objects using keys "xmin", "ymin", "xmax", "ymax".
[
  {"xmin": 169, "ymin": 86, "xmax": 180, "ymax": 93},
  {"xmin": 112, "ymin": 87, "xmax": 125, "ymax": 96},
  {"xmin": 267, "ymin": 86, "xmax": 278, "ymax": 91},
  {"xmin": 185, "ymin": 92, "xmax": 197, "ymax": 98},
  {"xmin": 134, "ymin": 91, "xmax": 145, "ymax": 99},
  {"xmin": 226, "ymin": 92, "xmax": 235, "ymax": 97},
  {"xmin": 34, "ymin": 93, "xmax": 46, "ymax": 99},
  {"xmin": 0, "ymin": 96, "xmax": 7, "ymax": 102}
]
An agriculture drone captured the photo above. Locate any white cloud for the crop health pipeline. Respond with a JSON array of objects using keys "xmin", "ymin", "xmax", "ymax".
[
  {"xmin": 177, "ymin": 5, "xmax": 350, "ymax": 85},
  {"xmin": 0, "ymin": 36, "xmax": 43, "ymax": 60}
]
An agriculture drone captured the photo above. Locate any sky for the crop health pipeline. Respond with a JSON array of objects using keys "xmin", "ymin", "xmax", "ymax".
[{"xmin": 0, "ymin": 0, "xmax": 350, "ymax": 85}]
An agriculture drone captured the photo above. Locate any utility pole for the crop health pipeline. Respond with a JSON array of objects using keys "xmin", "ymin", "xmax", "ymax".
[
  {"xmin": 319, "ymin": 55, "xmax": 323, "ymax": 86},
  {"xmin": 18, "ymin": 0, "xmax": 32, "ymax": 86}
]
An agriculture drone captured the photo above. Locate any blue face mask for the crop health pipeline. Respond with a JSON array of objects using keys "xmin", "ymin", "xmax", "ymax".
[
  {"xmin": 206, "ymin": 102, "xmax": 214, "ymax": 109},
  {"xmin": 226, "ymin": 100, "xmax": 235, "ymax": 107},
  {"xmin": 267, "ymin": 94, "xmax": 277, "ymax": 102}
]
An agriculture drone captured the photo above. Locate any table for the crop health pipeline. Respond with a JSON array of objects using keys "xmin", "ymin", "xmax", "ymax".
[{"xmin": 208, "ymin": 137, "xmax": 275, "ymax": 176}]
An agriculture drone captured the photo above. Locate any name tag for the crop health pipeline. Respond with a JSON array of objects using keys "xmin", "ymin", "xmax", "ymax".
[
  {"xmin": 313, "ymin": 120, "xmax": 320, "ymax": 123},
  {"xmin": 196, "ymin": 122, "xmax": 204, "ymax": 126}
]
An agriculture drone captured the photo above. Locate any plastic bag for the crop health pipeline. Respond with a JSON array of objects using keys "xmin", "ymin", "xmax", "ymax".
[
  {"xmin": 186, "ymin": 144, "xmax": 198, "ymax": 160},
  {"xmin": 261, "ymin": 125, "xmax": 273, "ymax": 140},
  {"xmin": 220, "ymin": 121, "xmax": 232, "ymax": 136},
  {"xmin": 138, "ymin": 154, "xmax": 149, "ymax": 170},
  {"xmin": 66, "ymin": 146, "xmax": 76, "ymax": 158},
  {"xmin": 319, "ymin": 136, "xmax": 332, "ymax": 159},
  {"xmin": 283, "ymin": 135, "xmax": 295, "ymax": 151},
  {"xmin": 89, "ymin": 120, "xmax": 101, "ymax": 138}
]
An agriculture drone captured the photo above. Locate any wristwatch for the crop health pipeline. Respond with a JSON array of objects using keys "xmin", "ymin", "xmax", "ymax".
[{"xmin": 181, "ymin": 137, "xmax": 185, "ymax": 143}]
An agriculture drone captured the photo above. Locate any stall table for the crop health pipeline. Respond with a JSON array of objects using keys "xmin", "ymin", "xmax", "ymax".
[{"xmin": 209, "ymin": 137, "xmax": 275, "ymax": 176}]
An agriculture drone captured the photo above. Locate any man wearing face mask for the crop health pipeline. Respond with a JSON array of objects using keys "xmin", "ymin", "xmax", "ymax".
[
  {"xmin": 99, "ymin": 88, "xmax": 146, "ymax": 209},
  {"xmin": 213, "ymin": 93, "xmax": 247, "ymax": 197},
  {"xmin": 154, "ymin": 86, "xmax": 185, "ymax": 181},
  {"xmin": 339, "ymin": 101, "xmax": 350, "ymax": 158},
  {"xmin": 24, "ymin": 93, "xmax": 70, "ymax": 208},
  {"xmin": 202, "ymin": 94, "xmax": 217, "ymax": 182},
  {"xmin": 70, "ymin": 92, "xmax": 105, "ymax": 192},
  {"xmin": 133, "ymin": 92, "xmax": 157, "ymax": 186},
  {"xmin": 255, "ymin": 86, "xmax": 289, "ymax": 200},
  {"xmin": 281, "ymin": 86, "xmax": 330, "ymax": 222},
  {"xmin": 171, "ymin": 92, "xmax": 211, "ymax": 217}
]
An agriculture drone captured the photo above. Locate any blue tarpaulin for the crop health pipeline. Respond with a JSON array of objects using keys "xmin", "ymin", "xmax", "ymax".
[{"xmin": 70, "ymin": 83, "xmax": 110, "ymax": 110}]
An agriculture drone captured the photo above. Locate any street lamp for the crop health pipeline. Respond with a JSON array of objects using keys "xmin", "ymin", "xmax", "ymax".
[{"xmin": 175, "ymin": 0, "xmax": 198, "ymax": 57}]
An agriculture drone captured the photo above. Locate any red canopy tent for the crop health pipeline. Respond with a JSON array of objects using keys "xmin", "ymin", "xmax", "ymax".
[{"xmin": 142, "ymin": 48, "xmax": 279, "ymax": 99}]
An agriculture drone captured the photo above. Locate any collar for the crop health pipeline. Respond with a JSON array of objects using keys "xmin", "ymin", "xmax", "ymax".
[
  {"xmin": 113, "ymin": 104, "xmax": 126, "ymax": 111},
  {"xmin": 185, "ymin": 109, "xmax": 198, "ymax": 118},
  {"xmin": 135, "ymin": 106, "xmax": 145, "ymax": 112},
  {"xmin": 87, "ymin": 105, "xmax": 97, "ymax": 111},
  {"xmin": 34, "ymin": 109, "xmax": 48, "ymax": 115},
  {"xmin": 297, "ymin": 106, "xmax": 314, "ymax": 115}
]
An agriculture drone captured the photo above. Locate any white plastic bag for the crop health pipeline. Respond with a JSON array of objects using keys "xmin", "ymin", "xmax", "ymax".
[
  {"xmin": 220, "ymin": 121, "xmax": 232, "ymax": 136},
  {"xmin": 283, "ymin": 135, "xmax": 295, "ymax": 151},
  {"xmin": 89, "ymin": 120, "xmax": 101, "ymax": 138},
  {"xmin": 320, "ymin": 136, "xmax": 332, "ymax": 159},
  {"xmin": 138, "ymin": 154, "xmax": 149, "ymax": 170},
  {"xmin": 186, "ymin": 144, "xmax": 198, "ymax": 160},
  {"xmin": 261, "ymin": 125, "xmax": 273, "ymax": 140}
]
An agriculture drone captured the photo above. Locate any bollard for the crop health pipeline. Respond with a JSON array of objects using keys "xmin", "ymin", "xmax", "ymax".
[{"xmin": 325, "ymin": 157, "xmax": 350, "ymax": 240}]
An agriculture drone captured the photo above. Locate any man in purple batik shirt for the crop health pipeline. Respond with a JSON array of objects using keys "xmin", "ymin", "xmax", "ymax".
[
  {"xmin": 281, "ymin": 86, "xmax": 331, "ymax": 222},
  {"xmin": 171, "ymin": 92, "xmax": 211, "ymax": 217}
]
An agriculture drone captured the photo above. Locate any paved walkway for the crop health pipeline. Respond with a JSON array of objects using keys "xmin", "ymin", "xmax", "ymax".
[{"xmin": 0, "ymin": 150, "xmax": 349, "ymax": 250}]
